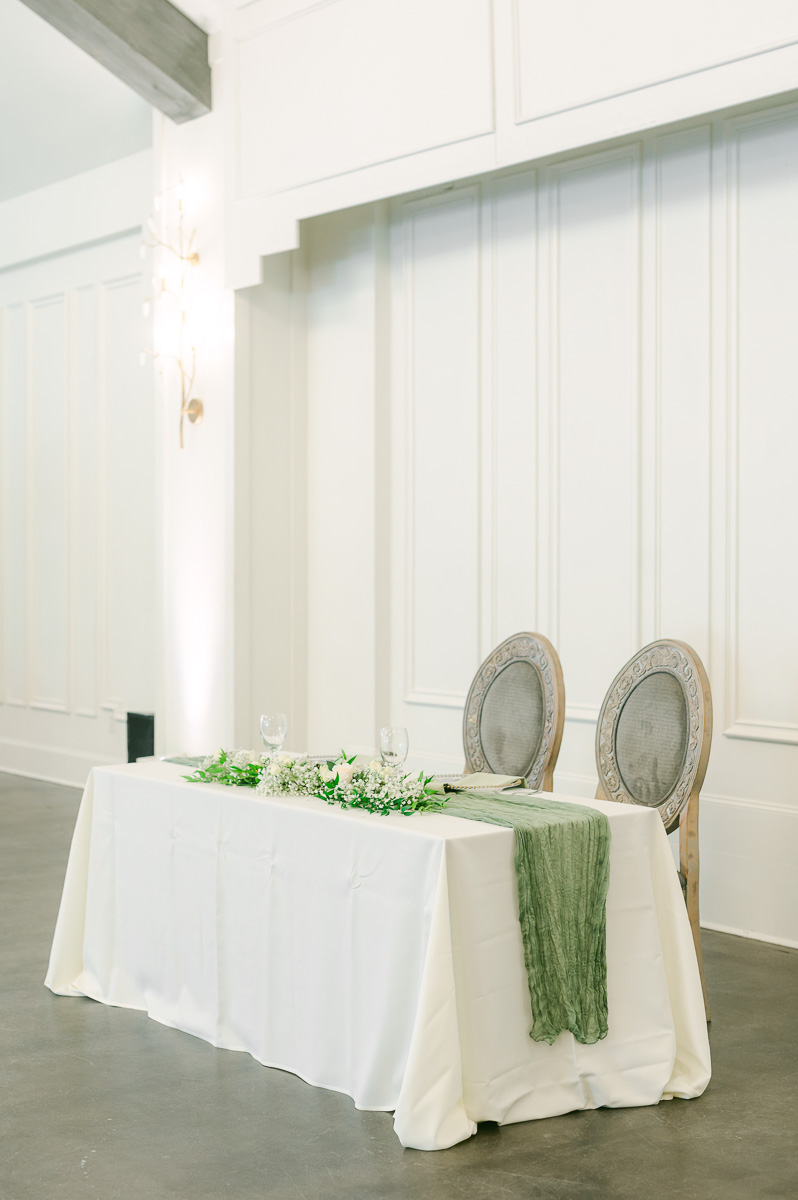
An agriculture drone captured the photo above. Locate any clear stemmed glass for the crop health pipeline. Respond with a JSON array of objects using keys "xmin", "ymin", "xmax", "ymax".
[
  {"xmin": 260, "ymin": 713, "xmax": 288, "ymax": 757},
  {"xmin": 379, "ymin": 727, "xmax": 409, "ymax": 768}
]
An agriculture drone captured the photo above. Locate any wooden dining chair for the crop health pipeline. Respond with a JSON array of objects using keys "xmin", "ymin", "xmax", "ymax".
[
  {"xmin": 462, "ymin": 632, "xmax": 565, "ymax": 791},
  {"xmin": 595, "ymin": 639, "xmax": 713, "ymax": 1019}
]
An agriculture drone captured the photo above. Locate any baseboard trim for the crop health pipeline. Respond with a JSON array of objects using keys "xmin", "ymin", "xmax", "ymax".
[
  {"xmin": 554, "ymin": 775, "xmax": 798, "ymax": 819},
  {"xmin": 701, "ymin": 921, "xmax": 798, "ymax": 952},
  {"xmin": 0, "ymin": 735, "xmax": 119, "ymax": 789},
  {"xmin": 0, "ymin": 763, "xmax": 85, "ymax": 791},
  {"xmin": 701, "ymin": 791, "xmax": 798, "ymax": 817},
  {"xmin": 555, "ymin": 768, "xmax": 798, "ymax": 948}
]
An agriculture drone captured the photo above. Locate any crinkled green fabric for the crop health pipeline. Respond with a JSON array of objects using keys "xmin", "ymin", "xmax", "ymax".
[{"xmin": 439, "ymin": 789, "xmax": 611, "ymax": 1045}]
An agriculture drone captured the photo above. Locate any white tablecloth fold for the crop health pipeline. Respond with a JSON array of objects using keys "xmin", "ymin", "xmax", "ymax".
[{"xmin": 46, "ymin": 762, "xmax": 710, "ymax": 1150}]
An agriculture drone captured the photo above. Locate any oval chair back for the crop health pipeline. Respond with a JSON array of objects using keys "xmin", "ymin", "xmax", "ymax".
[
  {"xmin": 596, "ymin": 638, "xmax": 712, "ymax": 1018},
  {"xmin": 463, "ymin": 632, "xmax": 565, "ymax": 792}
]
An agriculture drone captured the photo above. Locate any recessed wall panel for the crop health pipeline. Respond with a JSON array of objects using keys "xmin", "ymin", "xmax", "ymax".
[
  {"xmin": 656, "ymin": 129, "xmax": 711, "ymax": 655},
  {"xmin": 0, "ymin": 223, "xmax": 153, "ymax": 783},
  {"xmin": 31, "ymin": 294, "xmax": 68, "ymax": 709},
  {"xmin": 553, "ymin": 152, "xmax": 639, "ymax": 712},
  {"xmin": 733, "ymin": 114, "xmax": 798, "ymax": 731},
  {"xmin": 305, "ymin": 208, "xmax": 378, "ymax": 751},
  {"xmin": 70, "ymin": 286, "xmax": 98, "ymax": 716},
  {"xmin": 102, "ymin": 275, "xmax": 154, "ymax": 713},
  {"xmin": 407, "ymin": 193, "xmax": 480, "ymax": 701},
  {"xmin": 1, "ymin": 305, "xmax": 27, "ymax": 704},
  {"xmin": 238, "ymin": 0, "xmax": 493, "ymax": 199},
  {"xmin": 492, "ymin": 175, "xmax": 538, "ymax": 641},
  {"xmin": 514, "ymin": 0, "xmax": 798, "ymax": 123}
]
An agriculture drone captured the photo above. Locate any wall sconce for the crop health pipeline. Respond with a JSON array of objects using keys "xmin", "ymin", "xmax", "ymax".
[{"xmin": 142, "ymin": 180, "xmax": 203, "ymax": 449}]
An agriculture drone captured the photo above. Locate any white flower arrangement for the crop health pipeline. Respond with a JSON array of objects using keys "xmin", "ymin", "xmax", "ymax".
[{"xmin": 186, "ymin": 750, "xmax": 441, "ymax": 817}]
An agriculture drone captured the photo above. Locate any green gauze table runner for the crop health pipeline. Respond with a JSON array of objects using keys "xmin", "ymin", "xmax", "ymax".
[{"xmin": 438, "ymin": 789, "xmax": 611, "ymax": 1046}]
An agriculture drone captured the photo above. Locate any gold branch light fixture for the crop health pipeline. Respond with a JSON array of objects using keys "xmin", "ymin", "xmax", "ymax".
[{"xmin": 142, "ymin": 179, "xmax": 203, "ymax": 449}]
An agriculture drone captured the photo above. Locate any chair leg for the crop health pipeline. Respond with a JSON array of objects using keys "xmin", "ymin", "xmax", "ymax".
[{"xmin": 680, "ymin": 792, "xmax": 710, "ymax": 1022}]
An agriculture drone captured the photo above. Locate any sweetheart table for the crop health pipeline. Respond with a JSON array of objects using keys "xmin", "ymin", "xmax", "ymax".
[{"xmin": 45, "ymin": 760, "xmax": 710, "ymax": 1150}]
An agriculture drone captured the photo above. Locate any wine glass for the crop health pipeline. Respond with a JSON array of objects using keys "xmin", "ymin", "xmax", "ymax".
[
  {"xmin": 379, "ymin": 727, "xmax": 409, "ymax": 768},
  {"xmin": 260, "ymin": 713, "xmax": 288, "ymax": 757}
]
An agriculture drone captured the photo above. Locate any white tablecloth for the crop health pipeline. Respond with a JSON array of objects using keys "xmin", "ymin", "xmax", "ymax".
[{"xmin": 46, "ymin": 761, "xmax": 710, "ymax": 1150}]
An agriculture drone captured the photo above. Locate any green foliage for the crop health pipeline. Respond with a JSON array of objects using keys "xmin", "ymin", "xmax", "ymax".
[
  {"xmin": 184, "ymin": 749, "xmax": 444, "ymax": 817},
  {"xmin": 184, "ymin": 749, "xmax": 262, "ymax": 788}
]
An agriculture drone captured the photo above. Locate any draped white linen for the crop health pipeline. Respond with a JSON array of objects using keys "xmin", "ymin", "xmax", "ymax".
[{"xmin": 46, "ymin": 762, "xmax": 710, "ymax": 1150}]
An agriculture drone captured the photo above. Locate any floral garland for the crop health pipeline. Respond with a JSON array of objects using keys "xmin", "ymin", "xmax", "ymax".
[{"xmin": 185, "ymin": 750, "xmax": 442, "ymax": 817}]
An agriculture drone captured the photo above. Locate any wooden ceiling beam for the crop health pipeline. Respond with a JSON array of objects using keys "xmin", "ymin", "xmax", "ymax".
[{"xmin": 19, "ymin": 0, "xmax": 211, "ymax": 124}]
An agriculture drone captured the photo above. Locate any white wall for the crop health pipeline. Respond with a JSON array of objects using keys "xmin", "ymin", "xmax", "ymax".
[
  {"xmin": 0, "ymin": 153, "xmax": 156, "ymax": 784},
  {"xmin": 0, "ymin": 85, "xmax": 239, "ymax": 777},
  {"xmin": 222, "ymin": 0, "xmax": 798, "ymax": 284},
  {"xmin": 153, "ymin": 77, "xmax": 237, "ymax": 757},
  {"xmin": 238, "ymin": 100, "xmax": 798, "ymax": 946},
  {"xmin": 233, "ymin": 252, "xmax": 308, "ymax": 751}
]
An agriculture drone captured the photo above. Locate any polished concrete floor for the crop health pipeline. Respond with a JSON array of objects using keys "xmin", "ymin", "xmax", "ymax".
[{"xmin": 1, "ymin": 771, "xmax": 796, "ymax": 1200}]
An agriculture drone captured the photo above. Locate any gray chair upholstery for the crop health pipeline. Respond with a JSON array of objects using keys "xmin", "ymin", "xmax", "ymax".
[
  {"xmin": 614, "ymin": 671, "xmax": 689, "ymax": 807},
  {"xmin": 596, "ymin": 639, "xmax": 713, "ymax": 1018},
  {"xmin": 595, "ymin": 640, "xmax": 711, "ymax": 832},
  {"xmin": 463, "ymin": 633, "xmax": 565, "ymax": 791}
]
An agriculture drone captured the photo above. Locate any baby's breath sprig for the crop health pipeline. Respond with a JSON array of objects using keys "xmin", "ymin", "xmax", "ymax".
[{"xmin": 184, "ymin": 750, "xmax": 442, "ymax": 817}]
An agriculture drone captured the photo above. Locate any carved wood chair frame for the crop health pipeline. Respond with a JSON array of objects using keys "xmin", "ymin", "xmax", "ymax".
[
  {"xmin": 595, "ymin": 638, "xmax": 713, "ymax": 1019},
  {"xmin": 462, "ymin": 632, "xmax": 565, "ymax": 791}
]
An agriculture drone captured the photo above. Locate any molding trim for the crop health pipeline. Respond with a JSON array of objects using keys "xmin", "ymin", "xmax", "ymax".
[
  {"xmin": 234, "ymin": 2, "xmax": 494, "ymax": 203},
  {"xmin": 0, "ymin": 151, "xmax": 151, "ymax": 274},
  {"xmin": 701, "ymin": 921, "xmax": 798, "ymax": 951},
  {"xmin": 649, "ymin": 125, "xmax": 713, "ymax": 648},
  {"xmin": 237, "ymin": 0, "xmax": 352, "ymax": 43},
  {"xmin": 510, "ymin": 0, "xmax": 798, "ymax": 127},
  {"xmin": 702, "ymin": 790, "xmax": 798, "ymax": 818},
  {"xmin": 550, "ymin": 780, "xmax": 798, "ymax": 948},
  {"xmin": 0, "ymin": 734, "xmax": 118, "ymax": 788},
  {"xmin": 723, "ymin": 103, "xmax": 798, "ymax": 746},
  {"xmin": 565, "ymin": 704, "xmax": 600, "ymax": 724},
  {"xmin": 724, "ymin": 720, "xmax": 798, "ymax": 746},
  {"xmin": 405, "ymin": 690, "xmax": 467, "ymax": 710},
  {"xmin": 0, "ymin": 233, "xmax": 151, "ymax": 776},
  {"xmin": 0, "ymin": 305, "xmax": 2, "ymax": 708},
  {"xmin": 97, "ymin": 271, "xmax": 142, "ymax": 722},
  {"xmin": 0, "ymin": 304, "xmax": 27, "ymax": 706},
  {"xmin": 553, "ymin": 778, "xmax": 798, "ymax": 821},
  {"xmin": 0, "ymin": 763, "xmax": 85, "ymax": 791}
]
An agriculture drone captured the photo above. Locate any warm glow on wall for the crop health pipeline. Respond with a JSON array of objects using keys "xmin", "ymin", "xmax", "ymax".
[{"xmin": 142, "ymin": 179, "xmax": 203, "ymax": 449}]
